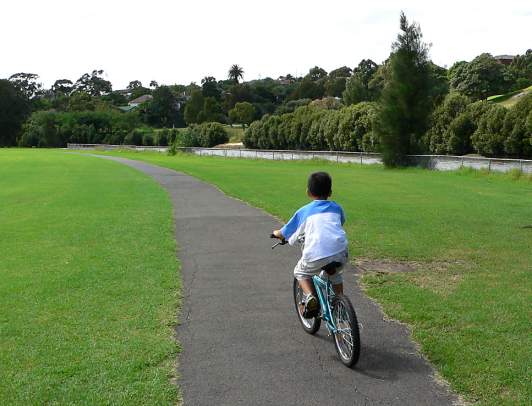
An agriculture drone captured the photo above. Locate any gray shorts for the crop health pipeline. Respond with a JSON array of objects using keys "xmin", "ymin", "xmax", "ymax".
[{"xmin": 294, "ymin": 250, "xmax": 348, "ymax": 285}]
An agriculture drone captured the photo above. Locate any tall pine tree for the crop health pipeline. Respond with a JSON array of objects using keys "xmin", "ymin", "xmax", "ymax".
[{"xmin": 378, "ymin": 12, "xmax": 432, "ymax": 167}]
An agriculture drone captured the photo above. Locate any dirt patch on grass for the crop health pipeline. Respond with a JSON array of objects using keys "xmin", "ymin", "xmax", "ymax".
[{"xmin": 354, "ymin": 258, "xmax": 417, "ymax": 273}]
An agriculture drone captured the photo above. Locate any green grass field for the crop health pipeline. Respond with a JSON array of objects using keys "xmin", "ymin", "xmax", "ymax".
[
  {"xmin": 0, "ymin": 150, "xmax": 179, "ymax": 404},
  {"xmin": 87, "ymin": 150, "xmax": 531, "ymax": 405}
]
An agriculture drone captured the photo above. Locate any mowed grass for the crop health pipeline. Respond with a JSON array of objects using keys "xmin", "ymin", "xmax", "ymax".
[
  {"xmin": 0, "ymin": 150, "xmax": 179, "ymax": 404},
  {"xmin": 89, "ymin": 150, "xmax": 531, "ymax": 405}
]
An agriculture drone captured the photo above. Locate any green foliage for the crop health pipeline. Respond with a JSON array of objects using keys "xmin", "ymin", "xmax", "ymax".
[
  {"xmin": 502, "ymin": 93, "xmax": 532, "ymax": 157},
  {"xmin": 377, "ymin": 12, "xmax": 432, "ymax": 167},
  {"xmin": 450, "ymin": 54, "xmax": 513, "ymax": 100},
  {"xmin": 173, "ymin": 122, "xmax": 228, "ymax": 148},
  {"xmin": 424, "ymin": 93, "xmax": 471, "ymax": 154},
  {"xmin": 0, "ymin": 79, "xmax": 31, "ymax": 146},
  {"xmin": 141, "ymin": 85, "xmax": 183, "ymax": 128},
  {"xmin": 73, "ymin": 69, "xmax": 112, "ymax": 96},
  {"xmin": 228, "ymin": 64, "xmax": 244, "ymax": 83},
  {"xmin": 508, "ymin": 49, "xmax": 532, "ymax": 90},
  {"xmin": 343, "ymin": 59, "xmax": 379, "ymax": 105},
  {"xmin": 228, "ymin": 102, "xmax": 256, "ymax": 126},
  {"xmin": 142, "ymin": 132, "xmax": 154, "ymax": 146},
  {"xmin": 18, "ymin": 110, "xmax": 140, "ymax": 147},
  {"xmin": 8, "ymin": 72, "xmax": 43, "ymax": 99},
  {"xmin": 243, "ymin": 102, "xmax": 379, "ymax": 152},
  {"xmin": 471, "ymin": 104, "xmax": 507, "ymax": 156},
  {"xmin": 184, "ymin": 90, "xmax": 204, "ymax": 124}
]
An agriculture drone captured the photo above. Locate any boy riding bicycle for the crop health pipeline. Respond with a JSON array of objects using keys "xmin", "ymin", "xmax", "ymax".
[{"xmin": 272, "ymin": 172, "xmax": 348, "ymax": 317}]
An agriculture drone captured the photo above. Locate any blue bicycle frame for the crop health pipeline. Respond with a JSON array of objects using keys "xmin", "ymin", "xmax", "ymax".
[{"xmin": 312, "ymin": 272, "xmax": 338, "ymax": 334}]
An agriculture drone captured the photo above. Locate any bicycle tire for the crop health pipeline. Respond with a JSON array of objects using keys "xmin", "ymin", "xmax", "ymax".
[
  {"xmin": 331, "ymin": 295, "xmax": 360, "ymax": 367},
  {"xmin": 293, "ymin": 278, "xmax": 321, "ymax": 334}
]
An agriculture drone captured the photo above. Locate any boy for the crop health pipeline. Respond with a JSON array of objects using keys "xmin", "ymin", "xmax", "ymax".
[{"xmin": 272, "ymin": 172, "xmax": 348, "ymax": 317}]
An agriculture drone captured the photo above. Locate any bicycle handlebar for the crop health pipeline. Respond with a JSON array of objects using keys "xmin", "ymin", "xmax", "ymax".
[{"xmin": 270, "ymin": 233, "xmax": 287, "ymax": 249}]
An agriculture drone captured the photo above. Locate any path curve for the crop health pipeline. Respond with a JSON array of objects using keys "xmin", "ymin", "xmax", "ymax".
[{"xmin": 90, "ymin": 155, "xmax": 458, "ymax": 406}]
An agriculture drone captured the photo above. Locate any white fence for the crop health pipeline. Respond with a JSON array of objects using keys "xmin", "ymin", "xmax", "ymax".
[{"xmin": 67, "ymin": 144, "xmax": 532, "ymax": 174}]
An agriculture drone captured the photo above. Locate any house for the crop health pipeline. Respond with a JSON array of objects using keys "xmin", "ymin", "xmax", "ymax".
[
  {"xmin": 494, "ymin": 55, "xmax": 515, "ymax": 65},
  {"xmin": 128, "ymin": 94, "xmax": 153, "ymax": 107}
]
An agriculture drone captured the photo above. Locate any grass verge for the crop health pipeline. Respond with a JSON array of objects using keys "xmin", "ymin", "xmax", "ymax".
[
  {"xmin": 86, "ymin": 150, "xmax": 531, "ymax": 405},
  {"xmin": 0, "ymin": 149, "xmax": 180, "ymax": 404}
]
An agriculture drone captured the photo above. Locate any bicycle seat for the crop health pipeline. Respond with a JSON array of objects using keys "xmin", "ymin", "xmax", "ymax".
[{"xmin": 322, "ymin": 261, "xmax": 342, "ymax": 275}]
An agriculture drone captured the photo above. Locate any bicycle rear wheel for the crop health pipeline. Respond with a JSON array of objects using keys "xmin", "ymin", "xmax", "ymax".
[
  {"xmin": 293, "ymin": 278, "xmax": 321, "ymax": 334},
  {"xmin": 332, "ymin": 295, "xmax": 360, "ymax": 367}
]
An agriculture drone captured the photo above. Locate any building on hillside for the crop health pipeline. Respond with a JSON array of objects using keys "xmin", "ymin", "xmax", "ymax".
[
  {"xmin": 128, "ymin": 94, "xmax": 153, "ymax": 107},
  {"xmin": 494, "ymin": 55, "xmax": 515, "ymax": 65}
]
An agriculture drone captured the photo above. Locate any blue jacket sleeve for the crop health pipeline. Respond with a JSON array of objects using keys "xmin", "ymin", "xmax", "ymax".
[{"xmin": 280, "ymin": 211, "xmax": 300, "ymax": 240}]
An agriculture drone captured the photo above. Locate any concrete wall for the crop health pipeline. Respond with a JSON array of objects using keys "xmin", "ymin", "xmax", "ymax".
[{"xmin": 67, "ymin": 144, "xmax": 532, "ymax": 174}]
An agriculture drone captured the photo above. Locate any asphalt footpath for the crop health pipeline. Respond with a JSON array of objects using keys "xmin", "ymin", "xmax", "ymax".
[{"xmin": 90, "ymin": 155, "xmax": 459, "ymax": 406}]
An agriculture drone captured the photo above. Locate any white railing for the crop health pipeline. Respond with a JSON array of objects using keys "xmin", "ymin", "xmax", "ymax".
[{"xmin": 67, "ymin": 144, "xmax": 532, "ymax": 174}]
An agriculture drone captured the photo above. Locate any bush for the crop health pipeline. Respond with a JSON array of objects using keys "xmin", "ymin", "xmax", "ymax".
[
  {"xmin": 471, "ymin": 104, "xmax": 507, "ymax": 156},
  {"xmin": 173, "ymin": 122, "xmax": 229, "ymax": 148},
  {"xmin": 18, "ymin": 110, "xmax": 139, "ymax": 147},
  {"xmin": 243, "ymin": 102, "xmax": 379, "ymax": 152},
  {"xmin": 142, "ymin": 132, "xmax": 154, "ymax": 146},
  {"xmin": 154, "ymin": 128, "xmax": 169, "ymax": 146},
  {"xmin": 124, "ymin": 129, "xmax": 143, "ymax": 145},
  {"xmin": 502, "ymin": 94, "xmax": 532, "ymax": 158}
]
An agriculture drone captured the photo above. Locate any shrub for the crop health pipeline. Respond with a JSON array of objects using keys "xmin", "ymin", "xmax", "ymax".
[
  {"xmin": 173, "ymin": 122, "xmax": 228, "ymax": 148},
  {"xmin": 154, "ymin": 128, "xmax": 169, "ymax": 146},
  {"xmin": 142, "ymin": 132, "xmax": 154, "ymax": 146},
  {"xmin": 471, "ymin": 104, "xmax": 507, "ymax": 156},
  {"xmin": 502, "ymin": 94, "xmax": 532, "ymax": 158},
  {"xmin": 124, "ymin": 129, "xmax": 143, "ymax": 145},
  {"xmin": 18, "ymin": 110, "xmax": 139, "ymax": 147}
]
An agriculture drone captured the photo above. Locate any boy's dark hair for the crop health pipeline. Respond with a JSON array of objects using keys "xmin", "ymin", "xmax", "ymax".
[{"xmin": 307, "ymin": 172, "xmax": 332, "ymax": 198}]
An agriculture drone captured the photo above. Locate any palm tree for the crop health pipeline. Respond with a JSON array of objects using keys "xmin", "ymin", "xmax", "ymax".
[{"xmin": 228, "ymin": 64, "xmax": 244, "ymax": 84}]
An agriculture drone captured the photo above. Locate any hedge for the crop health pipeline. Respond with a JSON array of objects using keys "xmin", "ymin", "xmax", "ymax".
[{"xmin": 243, "ymin": 103, "xmax": 380, "ymax": 152}]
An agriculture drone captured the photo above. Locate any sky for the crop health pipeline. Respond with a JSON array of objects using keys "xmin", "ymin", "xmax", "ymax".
[{"xmin": 2, "ymin": 0, "xmax": 531, "ymax": 89}]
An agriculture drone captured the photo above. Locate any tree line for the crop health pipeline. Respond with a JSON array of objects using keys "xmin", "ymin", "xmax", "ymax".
[{"xmin": 1, "ymin": 11, "xmax": 531, "ymax": 164}]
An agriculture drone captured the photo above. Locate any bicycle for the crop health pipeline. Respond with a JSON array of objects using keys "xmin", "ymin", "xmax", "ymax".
[{"xmin": 271, "ymin": 234, "xmax": 361, "ymax": 367}]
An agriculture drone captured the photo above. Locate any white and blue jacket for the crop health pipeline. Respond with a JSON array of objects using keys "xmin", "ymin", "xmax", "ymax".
[{"xmin": 280, "ymin": 200, "xmax": 348, "ymax": 262}]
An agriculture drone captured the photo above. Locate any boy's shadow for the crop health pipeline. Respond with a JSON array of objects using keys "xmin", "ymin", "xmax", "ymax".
[{"xmin": 314, "ymin": 333, "xmax": 429, "ymax": 382}]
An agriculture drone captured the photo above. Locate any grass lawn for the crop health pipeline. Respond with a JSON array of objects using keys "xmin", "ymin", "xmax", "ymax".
[
  {"xmin": 223, "ymin": 125, "xmax": 245, "ymax": 143},
  {"xmin": 87, "ymin": 150, "xmax": 531, "ymax": 405},
  {"xmin": 488, "ymin": 85, "xmax": 532, "ymax": 108},
  {"xmin": 0, "ymin": 150, "xmax": 179, "ymax": 404}
]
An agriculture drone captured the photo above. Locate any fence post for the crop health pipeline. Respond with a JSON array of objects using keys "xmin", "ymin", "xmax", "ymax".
[
  {"xmin": 360, "ymin": 154, "xmax": 363, "ymax": 165},
  {"xmin": 240, "ymin": 149, "xmax": 242, "ymax": 159},
  {"xmin": 272, "ymin": 151, "xmax": 275, "ymax": 160},
  {"xmin": 488, "ymin": 159, "xmax": 491, "ymax": 172},
  {"xmin": 336, "ymin": 151, "xmax": 339, "ymax": 163}
]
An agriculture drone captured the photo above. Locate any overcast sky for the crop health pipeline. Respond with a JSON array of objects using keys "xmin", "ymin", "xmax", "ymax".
[{"xmin": 2, "ymin": 0, "xmax": 531, "ymax": 89}]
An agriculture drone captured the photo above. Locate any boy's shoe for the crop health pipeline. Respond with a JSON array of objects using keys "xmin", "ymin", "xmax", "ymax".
[{"xmin": 303, "ymin": 294, "xmax": 319, "ymax": 318}]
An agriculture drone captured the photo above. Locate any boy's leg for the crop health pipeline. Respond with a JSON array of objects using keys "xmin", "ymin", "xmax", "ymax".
[{"xmin": 298, "ymin": 277, "xmax": 315, "ymax": 296}]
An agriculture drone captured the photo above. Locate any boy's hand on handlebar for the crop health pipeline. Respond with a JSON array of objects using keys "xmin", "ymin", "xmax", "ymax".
[{"xmin": 271, "ymin": 229, "xmax": 284, "ymax": 239}]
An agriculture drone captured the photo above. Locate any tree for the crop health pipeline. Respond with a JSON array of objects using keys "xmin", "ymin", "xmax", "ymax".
[
  {"xmin": 377, "ymin": 12, "xmax": 432, "ymax": 167},
  {"xmin": 228, "ymin": 64, "xmax": 244, "ymax": 83},
  {"xmin": 509, "ymin": 49, "xmax": 532, "ymax": 89},
  {"xmin": 0, "ymin": 80, "xmax": 30, "ymax": 146},
  {"xmin": 450, "ymin": 54, "xmax": 512, "ymax": 100},
  {"xmin": 201, "ymin": 76, "xmax": 221, "ymax": 99},
  {"xmin": 343, "ymin": 60, "xmax": 379, "ymax": 105},
  {"xmin": 197, "ymin": 97, "xmax": 223, "ymax": 123},
  {"xmin": 8, "ymin": 73, "xmax": 43, "ymax": 99},
  {"xmin": 73, "ymin": 69, "xmax": 112, "ymax": 96},
  {"xmin": 149, "ymin": 80, "xmax": 159, "ymax": 88},
  {"xmin": 307, "ymin": 66, "xmax": 328, "ymax": 81},
  {"xmin": 229, "ymin": 102, "xmax": 256, "ymax": 127},
  {"xmin": 184, "ymin": 90, "xmax": 204, "ymax": 124},
  {"xmin": 127, "ymin": 80, "xmax": 143, "ymax": 90},
  {"xmin": 68, "ymin": 91, "xmax": 96, "ymax": 111},
  {"xmin": 51, "ymin": 79, "xmax": 73, "ymax": 96},
  {"xmin": 142, "ymin": 85, "xmax": 182, "ymax": 127}
]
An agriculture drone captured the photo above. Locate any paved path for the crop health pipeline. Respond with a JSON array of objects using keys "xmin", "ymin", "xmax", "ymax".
[{"xmin": 91, "ymin": 155, "xmax": 458, "ymax": 406}]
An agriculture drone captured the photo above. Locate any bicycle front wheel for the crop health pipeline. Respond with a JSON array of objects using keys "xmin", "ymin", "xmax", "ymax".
[
  {"xmin": 293, "ymin": 278, "xmax": 321, "ymax": 334},
  {"xmin": 332, "ymin": 295, "xmax": 360, "ymax": 367}
]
